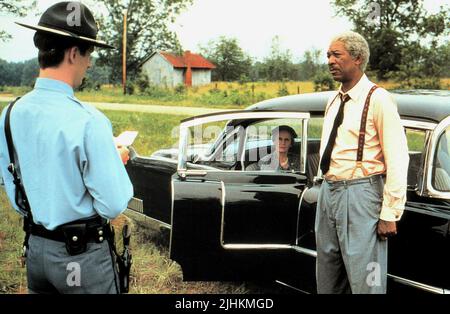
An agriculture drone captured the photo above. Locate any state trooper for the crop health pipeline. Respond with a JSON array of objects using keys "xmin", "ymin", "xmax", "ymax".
[{"xmin": 0, "ymin": 2, "xmax": 133, "ymax": 294}]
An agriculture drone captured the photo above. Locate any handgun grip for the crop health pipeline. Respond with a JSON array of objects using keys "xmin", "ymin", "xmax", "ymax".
[{"xmin": 122, "ymin": 224, "xmax": 131, "ymax": 245}]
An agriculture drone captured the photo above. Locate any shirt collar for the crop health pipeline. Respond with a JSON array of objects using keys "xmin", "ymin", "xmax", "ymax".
[
  {"xmin": 338, "ymin": 74, "xmax": 371, "ymax": 102},
  {"xmin": 34, "ymin": 78, "xmax": 74, "ymax": 97}
]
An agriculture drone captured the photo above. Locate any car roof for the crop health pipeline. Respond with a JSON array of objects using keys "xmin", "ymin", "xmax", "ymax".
[{"xmin": 247, "ymin": 90, "xmax": 450, "ymax": 123}]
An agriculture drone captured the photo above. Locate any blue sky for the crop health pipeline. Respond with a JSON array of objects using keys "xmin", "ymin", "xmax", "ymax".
[{"xmin": 0, "ymin": 0, "xmax": 446, "ymax": 63}]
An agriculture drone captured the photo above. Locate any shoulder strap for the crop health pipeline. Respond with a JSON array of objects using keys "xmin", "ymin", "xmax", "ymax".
[
  {"xmin": 356, "ymin": 85, "xmax": 378, "ymax": 163},
  {"xmin": 4, "ymin": 97, "xmax": 32, "ymax": 216}
]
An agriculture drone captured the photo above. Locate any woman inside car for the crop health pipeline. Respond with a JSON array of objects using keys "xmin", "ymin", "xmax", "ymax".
[{"xmin": 246, "ymin": 125, "xmax": 300, "ymax": 171}]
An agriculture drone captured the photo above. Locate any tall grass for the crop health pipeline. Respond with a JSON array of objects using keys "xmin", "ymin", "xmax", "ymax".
[
  {"xmin": 3, "ymin": 79, "xmax": 447, "ymax": 109},
  {"xmin": 0, "ymin": 190, "xmax": 27, "ymax": 294}
]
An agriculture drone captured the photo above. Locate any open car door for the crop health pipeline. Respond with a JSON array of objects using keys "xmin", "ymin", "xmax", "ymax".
[{"xmin": 169, "ymin": 110, "xmax": 311, "ymax": 281}]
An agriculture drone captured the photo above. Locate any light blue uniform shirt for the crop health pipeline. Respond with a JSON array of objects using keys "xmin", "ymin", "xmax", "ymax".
[{"xmin": 0, "ymin": 78, "xmax": 133, "ymax": 230}]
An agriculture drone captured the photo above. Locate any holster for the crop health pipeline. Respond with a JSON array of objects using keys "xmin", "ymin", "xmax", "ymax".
[{"xmin": 61, "ymin": 223, "xmax": 88, "ymax": 255}]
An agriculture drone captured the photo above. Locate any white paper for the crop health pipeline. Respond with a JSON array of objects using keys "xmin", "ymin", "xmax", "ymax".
[{"xmin": 114, "ymin": 131, "xmax": 138, "ymax": 146}]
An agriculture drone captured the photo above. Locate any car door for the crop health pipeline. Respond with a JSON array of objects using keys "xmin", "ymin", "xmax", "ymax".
[
  {"xmin": 169, "ymin": 111, "xmax": 311, "ymax": 281},
  {"xmin": 388, "ymin": 118, "xmax": 450, "ymax": 293}
]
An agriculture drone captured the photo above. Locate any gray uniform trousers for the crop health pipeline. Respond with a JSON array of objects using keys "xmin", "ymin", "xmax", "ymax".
[
  {"xmin": 27, "ymin": 234, "xmax": 119, "ymax": 294},
  {"xmin": 315, "ymin": 174, "xmax": 387, "ymax": 294}
]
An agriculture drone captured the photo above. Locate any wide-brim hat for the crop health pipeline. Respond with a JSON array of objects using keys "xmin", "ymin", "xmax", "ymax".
[{"xmin": 16, "ymin": 1, "xmax": 114, "ymax": 49}]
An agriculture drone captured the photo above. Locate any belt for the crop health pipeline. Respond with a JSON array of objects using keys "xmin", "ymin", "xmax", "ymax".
[
  {"xmin": 29, "ymin": 215, "xmax": 111, "ymax": 243},
  {"xmin": 324, "ymin": 173, "xmax": 385, "ymax": 187}
]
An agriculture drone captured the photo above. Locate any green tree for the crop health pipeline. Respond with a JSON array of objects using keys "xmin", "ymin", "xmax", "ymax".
[
  {"xmin": 94, "ymin": 0, "xmax": 192, "ymax": 83},
  {"xmin": 0, "ymin": 58, "xmax": 25, "ymax": 86},
  {"xmin": 20, "ymin": 58, "xmax": 39, "ymax": 86},
  {"xmin": 260, "ymin": 36, "xmax": 297, "ymax": 81},
  {"xmin": 298, "ymin": 48, "xmax": 328, "ymax": 81},
  {"xmin": 0, "ymin": 0, "xmax": 36, "ymax": 41},
  {"xmin": 199, "ymin": 36, "xmax": 252, "ymax": 81},
  {"xmin": 332, "ymin": 0, "xmax": 449, "ymax": 80}
]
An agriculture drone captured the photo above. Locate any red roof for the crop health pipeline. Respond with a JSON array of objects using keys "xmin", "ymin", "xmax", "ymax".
[{"xmin": 159, "ymin": 51, "xmax": 216, "ymax": 69}]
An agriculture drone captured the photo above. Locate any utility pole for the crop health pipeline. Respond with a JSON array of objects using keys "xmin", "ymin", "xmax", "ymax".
[{"xmin": 122, "ymin": 9, "xmax": 127, "ymax": 95}]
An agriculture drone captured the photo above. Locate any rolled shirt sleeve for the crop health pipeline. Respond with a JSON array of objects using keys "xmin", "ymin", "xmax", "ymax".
[
  {"xmin": 373, "ymin": 90, "xmax": 409, "ymax": 221},
  {"xmin": 82, "ymin": 114, "xmax": 133, "ymax": 219}
]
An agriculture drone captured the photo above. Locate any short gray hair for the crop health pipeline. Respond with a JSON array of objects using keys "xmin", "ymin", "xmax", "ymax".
[{"xmin": 331, "ymin": 31, "xmax": 370, "ymax": 71}]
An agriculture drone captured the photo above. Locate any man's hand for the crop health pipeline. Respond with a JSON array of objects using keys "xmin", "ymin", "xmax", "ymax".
[
  {"xmin": 377, "ymin": 219, "xmax": 397, "ymax": 241},
  {"xmin": 117, "ymin": 145, "xmax": 130, "ymax": 165}
]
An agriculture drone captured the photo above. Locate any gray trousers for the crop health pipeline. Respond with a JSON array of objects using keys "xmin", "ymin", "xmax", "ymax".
[
  {"xmin": 315, "ymin": 175, "xmax": 387, "ymax": 294},
  {"xmin": 27, "ymin": 234, "xmax": 119, "ymax": 294}
]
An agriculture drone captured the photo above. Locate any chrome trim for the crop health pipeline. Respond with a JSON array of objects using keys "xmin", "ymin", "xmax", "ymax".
[
  {"xmin": 219, "ymin": 180, "xmax": 293, "ymax": 250},
  {"xmin": 417, "ymin": 130, "xmax": 433, "ymax": 196},
  {"xmin": 292, "ymin": 245, "xmax": 317, "ymax": 258},
  {"xmin": 300, "ymin": 119, "xmax": 308, "ymax": 174},
  {"xmin": 275, "ymin": 280, "xmax": 310, "ymax": 294},
  {"xmin": 125, "ymin": 209, "xmax": 171, "ymax": 230},
  {"xmin": 295, "ymin": 187, "xmax": 309, "ymax": 246},
  {"xmin": 138, "ymin": 155, "xmax": 178, "ymax": 164},
  {"xmin": 405, "ymin": 202, "xmax": 450, "ymax": 219},
  {"xmin": 222, "ymin": 243, "xmax": 293, "ymax": 250},
  {"xmin": 425, "ymin": 116, "xmax": 450, "ymax": 199},
  {"xmin": 180, "ymin": 111, "xmax": 310, "ymax": 128},
  {"xmin": 178, "ymin": 169, "xmax": 208, "ymax": 177},
  {"xmin": 401, "ymin": 119, "xmax": 436, "ymax": 131},
  {"xmin": 219, "ymin": 181, "xmax": 308, "ymax": 250},
  {"xmin": 177, "ymin": 126, "xmax": 188, "ymax": 173},
  {"xmin": 240, "ymin": 124, "xmax": 251, "ymax": 168},
  {"xmin": 219, "ymin": 181, "xmax": 226, "ymax": 248},
  {"xmin": 127, "ymin": 197, "xmax": 144, "ymax": 214},
  {"xmin": 168, "ymin": 179, "xmax": 175, "ymax": 258},
  {"xmin": 387, "ymin": 274, "xmax": 444, "ymax": 294}
]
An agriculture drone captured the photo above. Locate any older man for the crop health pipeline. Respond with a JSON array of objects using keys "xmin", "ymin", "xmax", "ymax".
[{"xmin": 315, "ymin": 31, "xmax": 409, "ymax": 294}]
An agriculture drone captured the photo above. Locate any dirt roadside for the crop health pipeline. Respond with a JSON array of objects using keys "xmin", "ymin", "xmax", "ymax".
[{"xmin": 0, "ymin": 95, "xmax": 231, "ymax": 116}]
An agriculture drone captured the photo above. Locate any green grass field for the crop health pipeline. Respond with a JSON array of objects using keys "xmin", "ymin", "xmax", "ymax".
[{"xmin": 3, "ymin": 78, "xmax": 447, "ymax": 110}]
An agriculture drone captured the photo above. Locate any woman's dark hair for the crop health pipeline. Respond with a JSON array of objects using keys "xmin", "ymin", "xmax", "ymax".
[
  {"xmin": 33, "ymin": 31, "xmax": 93, "ymax": 69},
  {"xmin": 271, "ymin": 125, "xmax": 298, "ymax": 141}
]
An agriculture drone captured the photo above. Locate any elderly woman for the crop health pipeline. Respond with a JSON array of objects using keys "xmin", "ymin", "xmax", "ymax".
[{"xmin": 247, "ymin": 125, "xmax": 300, "ymax": 171}]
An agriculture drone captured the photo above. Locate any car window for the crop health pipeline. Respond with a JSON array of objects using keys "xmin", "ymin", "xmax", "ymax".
[
  {"xmin": 308, "ymin": 117, "xmax": 323, "ymax": 139},
  {"xmin": 405, "ymin": 128, "xmax": 427, "ymax": 188},
  {"xmin": 432, "ymin": 126, "xmax": 450, "ymax": 192},
  {"xmin": 244, "ymin": 119, "xmax": 302, "ymax": 172},
  {"xmin": 185, "ymin": 121, "xmax": 243, "ymax": 170}
]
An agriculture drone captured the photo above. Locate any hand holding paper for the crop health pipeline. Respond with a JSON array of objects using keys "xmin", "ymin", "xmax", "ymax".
[
  {"xmin": 117, "ymin": 146, "xmax": 130, "ymax": 165},
  {"xmin": 114, "ymin": 131, "xmax": 138, "ymax": 147},
  {"xmin": 114, "ymin": 131, "xmax": 138, "ymax": 165}
]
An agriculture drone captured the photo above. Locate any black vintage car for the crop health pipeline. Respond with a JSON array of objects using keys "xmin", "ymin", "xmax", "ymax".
[{"xmin": 125, "ymin": 90, "xmax": 450, "ymax": 294}]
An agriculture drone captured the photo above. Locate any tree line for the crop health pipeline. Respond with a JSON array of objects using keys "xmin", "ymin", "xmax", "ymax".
[{"xmin": 0, "ymin": 0, "xmax": 448, "ymax": 90}]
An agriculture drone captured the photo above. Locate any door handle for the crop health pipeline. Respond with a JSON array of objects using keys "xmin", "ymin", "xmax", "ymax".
[{"xmin": 178, "ymin": 170, "xmax": 208, "ymax": 178}]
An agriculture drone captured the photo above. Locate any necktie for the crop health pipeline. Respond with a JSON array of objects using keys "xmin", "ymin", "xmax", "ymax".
[{"xmin": 320, "ymin": 94, "xmax": 351, "ymax": 175}]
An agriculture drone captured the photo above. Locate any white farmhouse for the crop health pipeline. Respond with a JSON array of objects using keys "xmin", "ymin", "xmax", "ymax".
[{"xmin": 140, "ymin": 51, "xmax": 216, "ymax": 87}]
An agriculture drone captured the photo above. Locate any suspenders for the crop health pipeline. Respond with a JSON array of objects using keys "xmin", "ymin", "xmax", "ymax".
[
  {"xmin": 354, "ymin": 85, "xmax": 379, "ymax": 175},
  {"xmin": 325, "ymin": 85, "xmax": 379, "ymax": 176}
]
